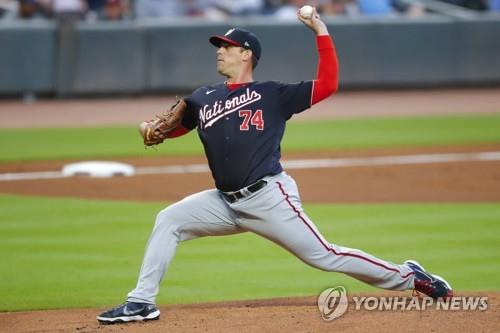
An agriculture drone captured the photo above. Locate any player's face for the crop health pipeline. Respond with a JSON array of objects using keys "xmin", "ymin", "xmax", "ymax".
[{"xmin": 216, "ymin": 42, "xmax": 249, "ymax": 77}]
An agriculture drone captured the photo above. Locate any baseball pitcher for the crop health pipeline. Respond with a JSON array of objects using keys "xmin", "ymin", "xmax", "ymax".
[{"xmin": 98, "ymin": 7, "xmax": 452, "ymax": 324}]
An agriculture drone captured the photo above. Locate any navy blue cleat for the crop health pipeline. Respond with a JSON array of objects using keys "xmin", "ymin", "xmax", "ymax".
[
  {"xmin": 405, "ymin": 260, "xmax": 453, "ymax": 299},
  {"xmin": 97, "ymin": 302, "xmax": 160, "ymax": 324}
]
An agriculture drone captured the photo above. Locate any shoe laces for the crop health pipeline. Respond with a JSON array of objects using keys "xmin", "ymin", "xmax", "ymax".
[{"xmin": 111, "ymin": 302, "xmax": 129, "ymax": 311}]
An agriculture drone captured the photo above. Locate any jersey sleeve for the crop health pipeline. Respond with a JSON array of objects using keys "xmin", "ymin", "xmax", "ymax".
[
  {"xmin": 276, "ymin": 80, "xmax": 313, "ymax": 119},
  {"xmin": 180, "ymin": 95, "xmax": 199, "ymax": 130}
]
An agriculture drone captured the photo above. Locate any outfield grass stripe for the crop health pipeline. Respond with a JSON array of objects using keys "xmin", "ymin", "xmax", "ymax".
[
  {"xmin": 1, "ymin": 151, "xmax": 499, "ymax": 181},
  {"xmin": 1, "ymin": 114, "xmax": 499, "ymax": 162}
]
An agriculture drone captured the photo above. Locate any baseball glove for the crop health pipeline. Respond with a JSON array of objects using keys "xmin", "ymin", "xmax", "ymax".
[{"xmin": 138, "ymin": 98, "xmax": 187, "ymax": 146}]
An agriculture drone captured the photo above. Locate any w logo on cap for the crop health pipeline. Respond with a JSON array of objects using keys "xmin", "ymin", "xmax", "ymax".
[{"xmin": 225, "ymin": 28, "xmax": 235, "ymax": 36}]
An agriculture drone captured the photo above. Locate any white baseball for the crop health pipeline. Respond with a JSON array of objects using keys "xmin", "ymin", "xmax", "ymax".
[
  {"xmin": 299, "ymin": 5, "xmax": 314, "ymax": 19},
  {"xmin": 139, "ymin": 121, "xmax": 149, "ymax": 136}
]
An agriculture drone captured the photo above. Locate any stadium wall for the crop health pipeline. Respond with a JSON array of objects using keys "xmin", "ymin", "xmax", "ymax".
[{"xmin": 0, "ymin": 15, "xmax": 499, "ymax": 96}]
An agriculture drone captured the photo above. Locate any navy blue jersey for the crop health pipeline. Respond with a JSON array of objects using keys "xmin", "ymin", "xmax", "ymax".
[{"xmin": 182, "ymin": 80, "xmax": 313, "ymax": 192}]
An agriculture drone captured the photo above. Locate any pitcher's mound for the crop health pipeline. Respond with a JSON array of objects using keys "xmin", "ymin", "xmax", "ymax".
[{"xmin": 0, "ymin": 292, "xmax": 497, "ymax": 333}]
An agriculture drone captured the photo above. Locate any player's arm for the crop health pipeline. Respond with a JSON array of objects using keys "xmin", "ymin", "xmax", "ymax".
[
  {"xmin": 165, "ymin": 104, "xmax": 198, "ymax": 138},
  {"xmin": 166, "ymin": 97, "xmax": 198, "ymax": 138},
  {"xmin": 298, "ymin": 7, "xmax": 339, "ymax": 105}
]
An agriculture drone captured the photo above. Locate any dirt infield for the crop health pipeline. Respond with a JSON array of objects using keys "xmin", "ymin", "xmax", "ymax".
[
  {"xmin": 1, "ymin": 144, "xmax": 500, "ymax": 203},
  {"xmin": 0, "ymin": 293, "xmax": 497, "ymax": 333}
]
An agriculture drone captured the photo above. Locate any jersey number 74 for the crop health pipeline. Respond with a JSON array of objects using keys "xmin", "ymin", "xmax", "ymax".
[{"xmin": 239, "ymin": 110, "xmax": 264, "ymax": 131}]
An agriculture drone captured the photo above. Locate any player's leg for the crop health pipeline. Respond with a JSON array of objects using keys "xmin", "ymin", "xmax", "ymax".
[
  {"xmin": 127, "ymin": 189, "xmax": 243, "ymax": 304},
  {"xmin": 98, "ymin": 189, "xmax": 243, "ymax": 324},
  {"xmin": 231, "ymin": 172, "xmax": 414, "ymax": 291}
]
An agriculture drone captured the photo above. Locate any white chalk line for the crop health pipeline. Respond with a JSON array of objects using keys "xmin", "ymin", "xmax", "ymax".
[{"xmin": 1, "ymin": 151, "xmax": 500, "ymax": 182}]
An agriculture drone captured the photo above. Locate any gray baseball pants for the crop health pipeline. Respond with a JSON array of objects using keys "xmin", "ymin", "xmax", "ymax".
[{"xmin": 128, "ymin": 172, "xmax": 414, "ymax": 304}]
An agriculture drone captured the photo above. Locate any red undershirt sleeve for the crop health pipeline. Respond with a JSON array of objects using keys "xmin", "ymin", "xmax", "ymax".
[
  {"xmin": 166, "ymin": 124, "xmax": 190, "ymax": 138},
  {"xmin": 311, "ymin": 35, "xmax": 339, "ymax": 105}
]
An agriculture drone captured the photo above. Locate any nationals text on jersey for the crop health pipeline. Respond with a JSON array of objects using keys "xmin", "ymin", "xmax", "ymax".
[{"xmin": 200, "ymin": 88, "xmax": 262, "ymax": 129}]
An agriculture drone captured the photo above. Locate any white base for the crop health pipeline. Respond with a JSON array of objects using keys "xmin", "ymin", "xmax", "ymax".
[{"xmin": 62, "ymin": 161, "xmax": 135, "ymax": 178}]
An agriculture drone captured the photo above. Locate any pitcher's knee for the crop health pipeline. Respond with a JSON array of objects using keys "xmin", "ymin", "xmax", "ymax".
[
  {"xmin": 308, "ymin": 260, "xmax": 333, "ymax": 272},
  {"xmin": 153, "ymin": 207, "xmax": 185, "ymax": 233},
  {"xmin": 292, "ymin": 253, "xmax": 329, "ymax": 271}
]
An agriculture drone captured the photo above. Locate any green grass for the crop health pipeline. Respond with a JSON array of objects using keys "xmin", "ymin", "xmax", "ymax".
[
  {"xmin": 1, "ymin": 194, "xmax": 499, "ymax": 311},
  {"xmin": 0, "ymin": 114, "xmax": 499, "ymax": 162}
]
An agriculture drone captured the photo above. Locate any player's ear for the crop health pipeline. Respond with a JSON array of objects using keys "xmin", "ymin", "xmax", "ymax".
[
  {"xmin": 242, "ymin": 49, "xmax": 258, "ymax": 69},
  {"xmin": 241, "ymin": 48, "xmax": 252, "ymax": 62}
]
